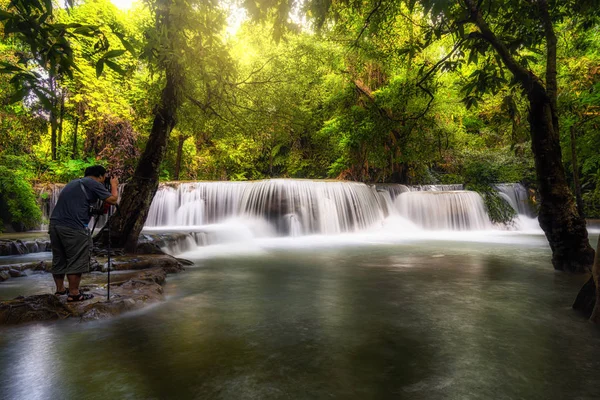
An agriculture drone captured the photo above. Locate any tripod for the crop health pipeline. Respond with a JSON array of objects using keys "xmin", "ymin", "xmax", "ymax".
[
  {"xmin": 107, "ymin": 204, "xmax": 112, "ymax": 301},
  {"xmin": 90, "ymin": 204, "xmax": 118, "ymax": 301}
]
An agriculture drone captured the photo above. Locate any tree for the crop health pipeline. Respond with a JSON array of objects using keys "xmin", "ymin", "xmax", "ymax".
[
  {"xmin": 0, "ymin": 0, "xmax": 121, "ymax": 160},
  {"xmin": 456, "ymin": 0, "xmax": 594, "ymax": 272},
  {"xmin": 103, "ymin": 0, "xmax": 229, "ymax": 251}
]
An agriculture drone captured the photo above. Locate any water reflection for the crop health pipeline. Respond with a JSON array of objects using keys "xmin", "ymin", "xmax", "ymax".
[{"xmin": 1, "ymin": 240, "xmax": 600, "ymax": 399}]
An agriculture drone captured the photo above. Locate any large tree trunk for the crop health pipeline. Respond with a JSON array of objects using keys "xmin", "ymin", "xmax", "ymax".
[
  {"xmin": 103, "ymin": 64, "xmax": 181, "ymax": 252},
  {"xmin": 72, "ymin": 116, "xmax": 78, "ymax": 160},
  {"xmin": 174, "ymin": 134, "xmax": 185, "ymax": 180},
  {"xmin": 50, "ymin": 111, "xmax": 57, "ymax": 160},
  {"xmin": 569, "ymin": 125, "xmax": 585, "ymax": 218},
  {"xmin": 57, "ymin": 91, "xmax": 65, "ymax": 151},
  {"xmin": 528, "ymin": 89, "xmax": 594, "ymax": 272}
]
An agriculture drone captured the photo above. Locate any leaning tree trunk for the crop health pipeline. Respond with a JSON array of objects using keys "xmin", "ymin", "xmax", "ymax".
[
  {"xmin": 527, "ymin": 88, "xmax": 594, "ymax": 272},
  {"xmin": 101, "ymin": 65, "xmax": 182, "ymax": 252},
  {"xmin": 97, "ymin": 0, "xmax": 183, "ymax": 253}
]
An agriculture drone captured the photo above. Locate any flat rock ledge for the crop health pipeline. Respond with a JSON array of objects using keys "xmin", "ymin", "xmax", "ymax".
[{"xmin": 0, "ymin": 255, "xmax": 185, "ymax": 326}]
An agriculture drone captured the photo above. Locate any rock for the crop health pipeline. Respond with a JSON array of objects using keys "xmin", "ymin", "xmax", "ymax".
[
  {"xmin": 175, "ymin": 257, "xmax": 194, "ymax": 266},
  {"xmin": 10, "ymin": 240, "xmax": 27, "ymax": 255},
  {"xmin": 76, "ymin": 269, "xmax": 166, "ymax": 321},
  {"xmin": 0, "ymin": 241, "xmax": 12, "ymax": 256},
  {"xmin": 573, "ymin": 275, "xmax": 595, "ymax": 317},
  {"xmin": 89, "ymin": 258, "xmax": 101, "ymax": 272},
  {"xmin": 102, "ymin": 255, "xmax": 183, "ymax": 273},
  {"xmin": 0, "ymin": 271, "xmax": 9, "ymax": 282},
  {"xmin": 8, "ymin": 269, "xmax": 24, "ymax": 278},
  {"xmin": 0, "ymin": 294, "xmax": 72, "ymax": 325},
  {"xmin": 0, "ymin": 239, "xmax": 49, "ymax": 256},
  {"xmin": 135, "ymin": 242, "xmax": 166, "ymax": 255},
  {"xmin": 32, "ymin": 261, "xmax": 50, "ymax": 272},
  {"xmin": 79, "ymin": 298, "xmax": 138, "ymax": 321}
]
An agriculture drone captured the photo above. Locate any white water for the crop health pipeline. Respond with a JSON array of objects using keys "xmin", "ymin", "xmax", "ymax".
[
  {"xmin": 394, "ymin": 191, "xmax": 494, "ymax": 230},
  {"xmin": 34, "ymin": 179, "xmax": 548, "ymax": 255},
  {"xmin": 137, "ymin": 180, "xmax": 546, "ymax": 255},
  {"xmin": 146, "ymin": 180, "xmax": 387, "ymax": 235}
]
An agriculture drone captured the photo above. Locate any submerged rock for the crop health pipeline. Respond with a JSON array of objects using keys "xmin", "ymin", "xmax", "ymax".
[
  {"xmin": 102, "ymin": 254, "xmax": 184, "ymax": 274},
  {"xmin": 8, "ymin": 269, "xmax": 24, "ymax": 278}
]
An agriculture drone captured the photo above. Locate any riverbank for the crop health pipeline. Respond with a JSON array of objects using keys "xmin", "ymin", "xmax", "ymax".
[{"xmin": 0, "ymin": 254, "xmax": 185, "ymax": 325}]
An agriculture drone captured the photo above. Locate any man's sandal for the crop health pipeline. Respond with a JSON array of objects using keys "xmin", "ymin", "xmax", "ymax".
[
  {"xmin": 67, "ymin": 293, "xmax": 94, "ymax": 302},
  {"xmin": 54, "ymin": 289, "xmax": 69, "ymax": 296}
]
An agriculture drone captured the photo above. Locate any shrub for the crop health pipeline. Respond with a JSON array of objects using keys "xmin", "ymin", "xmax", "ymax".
[{"xmin": 0, "ymin": 165, "xmax": 42, "ymax": 231}]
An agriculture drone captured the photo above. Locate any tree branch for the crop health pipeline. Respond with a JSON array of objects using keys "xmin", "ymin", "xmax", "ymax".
[
  {"xmin": 463, "ymin": 0, "xmax": 535, "ymax": 90},
  {"xmin": 410, "ymin": 38, "xmax": 465, "ymax": 121},
  {"xmin": 354, "ymin": 0, "xmax": 384, "ymax": 46}
]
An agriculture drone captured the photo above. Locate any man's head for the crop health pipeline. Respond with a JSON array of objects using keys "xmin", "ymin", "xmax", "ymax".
[{"xmin": 84, "ymin": 165, "xmax": 107, "ymax": 182}]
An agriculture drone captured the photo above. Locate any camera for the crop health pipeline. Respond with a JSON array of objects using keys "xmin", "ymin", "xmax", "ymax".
[
  {"xmin": 88, "ymin": 174, "xmax": 112, "ymax": 217},
  {"xmin": 103, "ymin": 174, "xmax": 112, "ymax": 191}
]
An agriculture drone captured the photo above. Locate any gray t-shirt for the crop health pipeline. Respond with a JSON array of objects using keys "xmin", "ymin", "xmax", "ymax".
[{"xmin": 50, "ymin": 177, "xmax": 112, "ymax": 230}]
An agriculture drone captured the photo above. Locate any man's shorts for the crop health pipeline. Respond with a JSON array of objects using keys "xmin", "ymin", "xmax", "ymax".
[{"xmin": 49, "ymin": 225, "xmax": 91, "ymax": 275}]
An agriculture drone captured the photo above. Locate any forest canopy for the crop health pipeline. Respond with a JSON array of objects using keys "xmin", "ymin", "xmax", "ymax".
[{"xmin": 0, "ymin": 0, "xmax": 599, "ymax": 231}]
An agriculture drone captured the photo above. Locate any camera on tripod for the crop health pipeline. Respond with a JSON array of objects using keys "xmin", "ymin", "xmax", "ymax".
[{"xmin": 88, "ymin": 174, "xmax": 112, "ymax": 217}]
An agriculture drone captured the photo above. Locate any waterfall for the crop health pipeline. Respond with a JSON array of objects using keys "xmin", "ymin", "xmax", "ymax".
[
  {"xmin": 37, "ymin": 184, "xmax": 63, "ymax": 231},
  {"xmin": 35, "ymin": 179, "xmax": 541, "ymax": 241},
  {"xmin": 394, "ymin": 191, "xmax": 494, "ymax": 230},
  {"xmin": 494, "ymin": 183, "xmax": 533, "ymax": 217},
  {"xmin": 146, "ymin": 182, "xmax": 246, "ymax": 226}
]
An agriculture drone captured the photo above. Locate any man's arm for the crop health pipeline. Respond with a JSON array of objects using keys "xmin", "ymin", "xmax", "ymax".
[{"xmin": 105, "ymin": 176, "xmax": 119, "ymax": 205}]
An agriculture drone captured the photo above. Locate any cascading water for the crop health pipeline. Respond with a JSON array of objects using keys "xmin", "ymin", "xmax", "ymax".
[
  {"xmin": 37, "ymin": 184, "xmax": 64, "ymax": 231},
  {"xmin": 495, "ymin": 183, "xmax": 533, "ymax": 217},
  {"xmin": 33, "ymin": 179, "xmax": 543, "ymax": 254},
  {"xmin": 394, "ymin": 191, "xmax": 494, "ymax": 230},
  {"xmin": 146, "ymin": 182, "xmax": 246, "ymax": 226},
  {"xmin": 146, "ymin": 180, "xmax": 385, "ymax": 235}
]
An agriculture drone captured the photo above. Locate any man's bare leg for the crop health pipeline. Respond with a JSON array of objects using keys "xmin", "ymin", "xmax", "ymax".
[
  {"xmin": 53, "ymin": 274, "xmax": 66, "ymax": 293},
  {"xmin": 66, "ymin": 273, "xmax": 82, "ymax": 296}
]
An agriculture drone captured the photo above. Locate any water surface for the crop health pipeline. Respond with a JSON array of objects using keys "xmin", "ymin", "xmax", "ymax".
[{"xmin": 0, "ymin": 235, "xmax": 599, "ymax": 400}]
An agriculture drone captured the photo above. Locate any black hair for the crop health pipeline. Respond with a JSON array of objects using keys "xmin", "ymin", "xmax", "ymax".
[{"xmin": 84, "ymin": 165, "xmax": 107, "ymax": 178}]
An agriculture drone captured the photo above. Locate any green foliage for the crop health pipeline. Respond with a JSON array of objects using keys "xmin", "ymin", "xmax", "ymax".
[
  {"xmin": 583, "ymin": 189, "xmax": 600, "ymax": 219},
  {"xmin": 0, "ymin": 162, "xmax": 41, "ymax": 231},
  {"xmin": 45, "ymin": 158, "xmax": 100, "ymax": 182},
  {"xmin": 0, "ymin": 0, "xmax": 598, "ymax": 222},
  {"xmin": 461, "ymin": 147, "xmax": 535, "ymax": 186},
  {"xmin": 467, "ymin": 183, "xmax": 517, "ymax": 225}
]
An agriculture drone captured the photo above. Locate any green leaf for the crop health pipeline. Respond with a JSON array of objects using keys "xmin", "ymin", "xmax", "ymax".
[
  {"xmin": 102, "ymin": 49, "xmax": 126, "ymax": 59},
  {"xmin": 104, "ymin": 59, "xmax": 126, "ymax": 75},
  {"xmin": 32, "ymin": 88, "xmax": 53, "ymax": 110},
  {"xmin": 0, "ymin": 10, "xmax": 14, "ymax": 20},
  {"xmin": 0, "ymin": 62, "xmax": 24, "ymax": 73},
  {"xmin": 8, "ymin": 87, "xmax": 29, "ymax": 103},
  {"xmin": 73, "ymin": 26, "xmax": 96, "ymax": 36},
  {"xmin": 113, "ymin": 31, "xmax": 136, "ymax": 56},
  {"xmin": 96, "ymin": 60, "xmax": 104, "ymax": 78}
]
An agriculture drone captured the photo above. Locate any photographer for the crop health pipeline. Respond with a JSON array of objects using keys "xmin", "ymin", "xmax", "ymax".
[{"xmin": 49, "ymin": 165, "xmax": 118, "ymax": 302}]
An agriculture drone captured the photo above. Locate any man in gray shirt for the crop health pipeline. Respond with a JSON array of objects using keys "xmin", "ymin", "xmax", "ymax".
[{"xmin": 49, "ymin": 165, "xmax": 118, "ymax": 302}]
